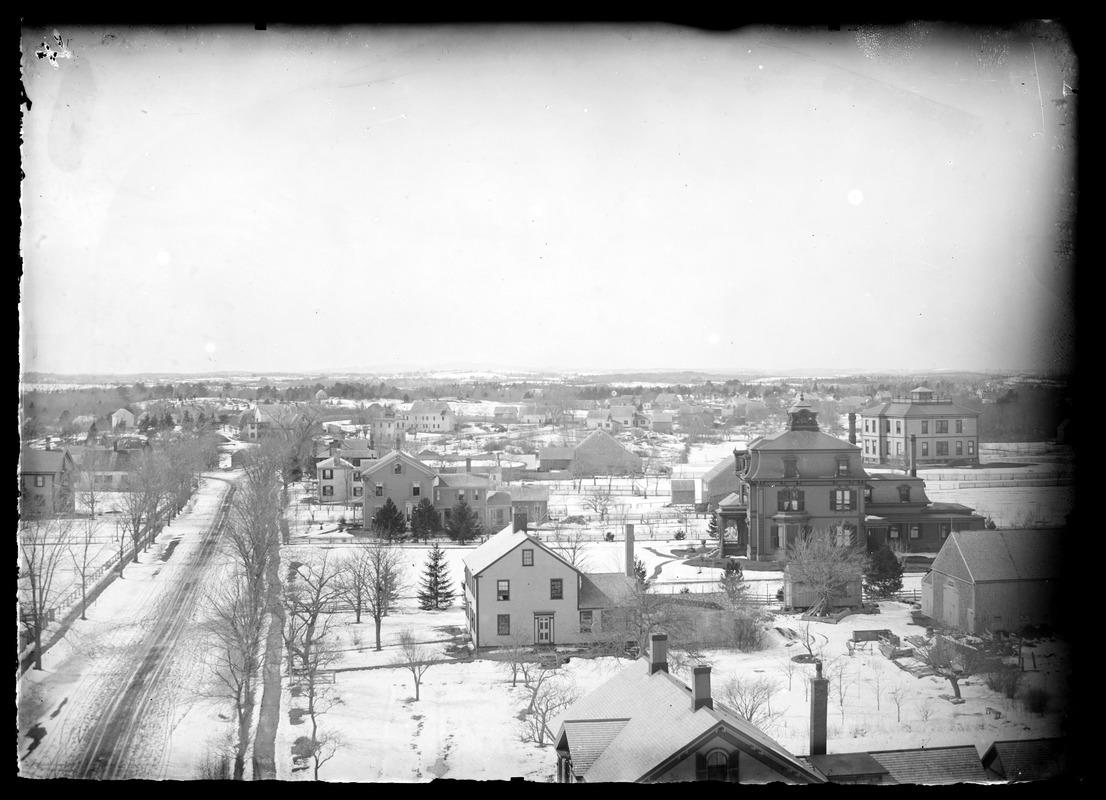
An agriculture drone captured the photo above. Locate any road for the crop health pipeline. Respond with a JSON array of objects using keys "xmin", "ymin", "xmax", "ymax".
[{"xmin": 18, "ymin": 474, "xmax": 238, "ymax": 779}]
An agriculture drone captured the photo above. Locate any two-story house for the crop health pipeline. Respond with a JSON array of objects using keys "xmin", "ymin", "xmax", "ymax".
[
  {"xmin": 405, "ymin": 400, "xmax": 455, "ymax": 433},
  {"xmin": 360, "ymin": 450, "xmax": 438, "ymax": 525},
  {"xmin": 20, "ymin": 447, "xmax": 77, "ymax": 514},
  {"xmin": 608, "ymin": 405, "xmax": 648, "ymax": 429},
  {"xmin": 860, "ymin": 386, "xmax": 980, "ymax": 467},
  {"xmin": 462, "ymin": 518, "xmax": 635, "ymax": 648}
]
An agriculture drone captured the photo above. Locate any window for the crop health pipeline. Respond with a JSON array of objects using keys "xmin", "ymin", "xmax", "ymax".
[
  {"xmin": 522, "ymin": 549, "xmax": 534, "ymax": 566},
  {"xmin": 771, "ymin": 526, "xmax": 780, "ymax": 548},
  {"xmin": 830, "ymin": 489, "xmax": 855, "ymax": 510},
  {"xmin": 863, "ymin": 485, "xmax": 873, "ymax": 502},
  {"xmin": 898, "ymin": 485, "xmax": 911, "ymax": 502},
  {"xmin": 940, "ymin": 525, "xmax": 950, "ymax": 539},
  {"xmin": 782, "ymin": 457, "xmax": 798, "ymax": 478},
  {"xmin": 375, "ymin": 483, "xmax": 384, "ymax": 497},
  {"xmin": 322, "ymin": 469, "xmax": 333, "ymax": 480},
  {"xmin": 889, "ymin": 525, "xmax": 900, "ymax": 539},
  {"xmin": 895, "ymin": 421, "xmax": 901, "ymax": 434},
  {"xmin": 458, "ymin": 490, "xmax": 465, "ymax": 500},
  {"xmin": 473, "ymin": 491, "xmax": 480, "ymax": 501},
  {"xmin": 884, "ymin": 420, "xmax": 891, "ymax": 433},
  {"xmin": 497, "ymin": 580, "xmax": 510, "ymax": 601},
  {"xmin": 706, "ymin": 751, "xmax": 731, "ymax": 782},
  {"xmin": 836, "ymin": 458, "xmax": 849, "ymax": 476},
  {"xmin": 910, "ymin": 526, "xmax": 920, "ymax": 539},
  {"xmin": 922, "ymin": 442, "xmax": 929, "ymax": 456},
  {"xmin": 777, "ymin": 489, "xmax": 804, "ymax": 512},
  {"xmin": 936, "ymin": 441, "xmax": 949, "ymax": 456},
  {"xmin": 956, "ymin": 441, "xmax": 963, "ymax": 456},
  {"xmin": 353, "ymin": 486, "xmax": 362, "ymax": 497},
  {"xmin": 579, "ymin": 610, "xmax": 593, "ymax": 633},
  {"xmin": 921, "ymin": 420, "xmax": 928, "ymax": 434},
  {"xmin": 955, "ymin": 419, "xmax": 963, "ymax": 433},
  {"xmin": 394, "ymin": 462, "xmax": 403, "ymax": 474},
  {"xmin": 322, "ymin": 485, "xmax": 334, "ymax": 496},
  {"xmin": 864, "ymin": 419, "xmax": 869, "ymax": 433},
  {"xmin": 551, "ymin": 579, "xmax": 563, "ymax": 600},
  {"xmin": 498, "ymin": 614, "xmax": 510, "ymax": 635},
  {"xmin": 412, "ymin": 484, "xmax": 421, "ymax": 497},
  {"xmin": 896, "ymin": 442, "xmax": 902, "ymax": 455},
  {"xmin": 968, "ymin": 441, "xmax": 975, "ymax": 455},
  {"xmin": 936, "ymin": 420, "xmax": 949, "ymax": 434},
  {"xmin": 353, "ymin": 471, "xmax": 361, "ymax": 482}
]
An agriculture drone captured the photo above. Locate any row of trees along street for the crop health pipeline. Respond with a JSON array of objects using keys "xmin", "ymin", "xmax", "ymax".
[{"xmin": 19, "ymin": 432, "xmax": 221, "ymax": 673}]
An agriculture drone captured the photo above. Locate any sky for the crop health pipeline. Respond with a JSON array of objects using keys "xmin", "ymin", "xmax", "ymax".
[{"xmin": 19, "ymin": 21, "xmax": 1079, "ymax": 377}]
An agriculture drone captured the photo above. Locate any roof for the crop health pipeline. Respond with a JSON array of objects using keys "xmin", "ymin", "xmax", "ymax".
[
  {"xmin": 437, "ymin": 473, "xmax": 494, "ymax": 489},
  {"xmin": 360, "ymin": 449, "xmax": 437, "ymax": 480},
  {"xmin": 554, "ymin": 657, "xmax": 823, "ymax": 783},
  {"xmin": 464, "ymin": 524, "xmax": 578, "ymax": 577},
  {"xmin": 804, "ymin": 752, "xmax": 889, "ymax": 780},
  {"xmin": 750, "ymin": 429, "xmax": 858, "ymax": 452},
  {"xmin": 21, "ymin": 448, "xmax": 73, "ymax": 474},
  {"xmin": 861, "ymin": 400, "xmax": 980, "ymax": 419},
  {"xmin": 868, "ymin": 745, "xmax": 989, "ymax": 784},
  {"xmin": 410, "ymin": 400, "xmax": 451, "ymax": 414},
  {"xmin": 586, "ymin": 409, "xmax": 612, "ymax": 420},
  {"xmin": 938, "ymin": 529, "xmax": 1063, "ymax": 583},
  {"xmin": 316, "ymin": 456, "xmax": 354, "ymax": 470},
  {"xmin": 717, "ymin": 491, "xmax": 744, "ymax": 507},
  {"xmin": 649, "ymin": 412, "xmax": 674, "ymax": 423},
  {"xmin": 981, "ymin": 737, "xmax": 1068, "ymax": 782},
  {"xmin": 539, "ymin": 447, "xmax": 576, "ymax": 461},
  {"xmin": 701, "ymin": 454, "xmax": 736, "ymax": 483},
  {"xmin": 578, "ymin": 572, "xmax": 636, "ymax": 609},
  {"xmin": 505, "ymin": 484, "xmax": 549, "ymax": 502}
]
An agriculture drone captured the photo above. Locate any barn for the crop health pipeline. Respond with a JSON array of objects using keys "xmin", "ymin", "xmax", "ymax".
[{"xmin": 920, "ymin": 529, "xmax": 1063, "ymax": 636}]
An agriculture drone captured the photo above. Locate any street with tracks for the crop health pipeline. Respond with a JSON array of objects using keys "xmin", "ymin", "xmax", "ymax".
[{"xmin": 19, "ymin": 474, "xmax": 243, "ymax": 779}]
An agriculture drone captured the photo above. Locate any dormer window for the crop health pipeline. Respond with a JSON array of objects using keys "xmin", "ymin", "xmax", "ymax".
[
  {"xmin": 835, "ymin": 458, "xmax": 849, "ymax": 477},
  {"xmin": 863, "ymin": 484, "xmax": 873, "ymax": 502},
  {"xmin": 782, "ymin": 457, "xmax": 798, "ymax": 478},
  {"xmin": 898, "ymin": 485, "xmax": 911, "ymax": 502}
]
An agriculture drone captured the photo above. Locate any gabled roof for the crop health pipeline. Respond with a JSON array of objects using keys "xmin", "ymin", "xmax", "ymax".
[
  {"xmin": 937, "ymin": 529, "xmax": 1063, "ymax": 583},
  {"xmin": 861, "ymin": 400, "xmax": 980, "ymax": 418},
  {"xmin": 701, "ymin": 454, "xmax": 736, "ymax": 483},
  {"xmin": 586, "ymin": 409, "xmax": 612, "ymax": 420},
  {"xmin": 539, "ymin": 447, "xmax": 576, "ymax": 461},
  {"xmin": 360, "ymin": 449, "xmax": 437, "ymax": 480},
  {"xmin": 867, "ymin": 745, "xmax": 989, "ymax": 784},
  {"xmin": 316, "ymin": 456, "xmax": 354, "ymax": 470},
  {"xmin": 981, "ymin": 737, "xmax": 1068, "ymax": 782},
  {"xmin": 464, "ymin": 524, "xmax": 579, "ymax": 577},
  {"xmin": 437, "ymin": 473, "xmax": 494, "ymax": 489},
  {"xmin": 21, "ymin": 448, "xmax": 74, "ymax": 474},
  {"xmin": 578, "ymin": 572, "xmax": 636, "ymax": 609},
  {"xmin": 410, "ymin": 400, "xmax": 451, "ymax": 414},
  {"xmin": 505, "ymin": 484, "xmax": 549, "ymax": 502},
  {"xmin": 554, "ymin": 657, "xmax": 823, "ymax": 784}
]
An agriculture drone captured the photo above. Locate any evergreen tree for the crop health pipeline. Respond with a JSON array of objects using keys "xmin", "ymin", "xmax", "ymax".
[
  {"xmin": 372, "ymin": 497, "xmax": 408, "ymax": 541},
  {"xmin": 417, "ymin": 542, "xmax": 455, "ymax": 610},
  {"xmin": 719, "ymin": 558, "xmax": 746, "ymax": 606},
  {"xmin": 865, "ymin": 544, "xmax": 904, "ymax": 597},
  {"xmin": 410, "ymin": 497, "xmax": 439, "ymax": 543},
  {"xmin": 445, "ymin": 496, "xmax": 483, "ymax": 544},
  {"xmin": 632, "ymin": 556, "xmax": 648, "ymax": 586},
  {"xmin": 706, "ymin": 513, "xmax": 720, "ymax": 539}
]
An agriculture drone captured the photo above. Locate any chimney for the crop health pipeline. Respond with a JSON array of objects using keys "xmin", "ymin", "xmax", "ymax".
[
  {"xmin": 466, "ymin": 457, "xmax": 472, "ymax": 473},
  {"xmin": 848, "ymin": 412, "xmax": 857, "ymax": 445},
  {"xmin": 513, "ymin": 512, "xmax": 528, "ymax": 533},
  {"xmin": 624, "ymin": 524, "xmax": 635, "ymax": 578},
  {"xmin": 649, "ymin": 634, "xmax": 668, "ymax": 674},
  {"xmin": 910, "ymin": 434, "xmax": 917, "ymax": 477},
  {"xmin": 809, "ymin": 660, "xmax": 829, "ymax": 756},
  {"xmin": 692, "ymin": 667, "xmax": 713, "ymax": 711}
]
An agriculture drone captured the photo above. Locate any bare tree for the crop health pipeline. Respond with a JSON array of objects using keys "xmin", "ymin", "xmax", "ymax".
[
  {"xmin": 393, "ymin": 629, "xmax": 434, "ymax": 701},
  {"xmin": 607, "ymin": 580, "xmax": 698, "ymax": 662},
  {"xmin": 777, "ymin": 653, "xmax": 799, "ymax": 691},
  {"xmin": 520, "ymin": 652, "xmax": 569, "ymax": 715},
  {"xmin": 864, "ymin": 659, "xmax": 886, "ymax": 711},
  {"xmin": 19, "ymin": 514, "xmax": 76, "ymax": 670},
  {"xmin": 495, "ymin": 628, "xmax": 534, "ymax": 687},
  {"xmin": 914, "ymin": 635, "xmax": 987, "ymax": 701},
  {"xmin": 718, "ymin": 675, "xmax": 784, "ymax": 732},
  {"xmin": 547, "ymin": 522, "xmax": 590, "ymax": 569},
  {"xmin": 582, "ymin": 485, "xmax": 613, "ymax": 521},
  {"xmin": 118, "ymin": 450, "xmax": 169, "ymax": 563},
  {"xmin": 68, "ymin": 517, "xmax": 107, "ymax": 621},
  {"xmin": 359, "ymin": 539, "xmax": 406, "ymax": 651},
  {"xmin": 888, "ymin": 682, "xmax": 911, "ymax": 722},
  {"xmin": 785, "ymin": 530, "xmax": 869, "ymax": 617},
  {"xmin": 797, "ymin": 622, "xmax": 829, "ymax": 661},
  {"xmin": 204, "ymin": 575, "xmax": 266, "ymax": 780},
  {"xmin": 520, "ymin": 677, "xmax": 580, "ymax": 747}
]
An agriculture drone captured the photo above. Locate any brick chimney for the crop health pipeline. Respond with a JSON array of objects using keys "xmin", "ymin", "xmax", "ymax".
[
  {"xmin": 513, "ymin": 512, "xmax": 528, "ymax": 533},
  {"xmin": 692, "ymin": 666, "xmax": 713, "ymax": 711},
  {"xmin": 649, "ymin": 633, "xmax": 668, "ymax": 674},
  {"xmin": 848, "ymin": 412, "xmax": 857, "ymax": 445},
  {"xmin": 465, "ymin": 457, "xmax": 472, "ymax": 473},
  {"xmin": 625, "ymin": 524, "xmax": 635, "ymax": 578},
  {"xmin": 809, "ymin": 660, "xmax": 829, "ymax": 756},
  {"xmin": 910, "ymin": 434, "xmax": 917, "ymax": 477}
]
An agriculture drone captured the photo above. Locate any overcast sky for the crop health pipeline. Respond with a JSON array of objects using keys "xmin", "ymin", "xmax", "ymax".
[{"xmin": 19, "ymin": 22, "xmax": 1078, "ymax": 377}]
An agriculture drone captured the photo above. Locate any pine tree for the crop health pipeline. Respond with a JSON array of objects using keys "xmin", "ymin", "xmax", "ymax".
[
  {"xmin": 372, "ymin": 497, "xmax": 408, "ymax": 541},
  {"xmin": 865, "ymin": 544, "xmax": 904, "ymax": 597},
  {"xmin": 445, "ymin": 496, "xmax": 483, "ymax": 544},
  {"xmin": 719, "ymin": 558, "xmax": 747, "ymax": 607},
  {"xmin": 706, "ymin": 514, "xmax": 720, "ymax": 539},
  {"xmin": 410, "ymin": 497, "xmax": 439, "ymax": 543},
  {"xmin": 417, "ymin": 542, "xmax": 455, "ymax": 610}
]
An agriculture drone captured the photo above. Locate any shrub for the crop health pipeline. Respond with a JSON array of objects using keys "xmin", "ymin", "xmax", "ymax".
[
  {"xmin": 1022, "ymin": 686, "xmax": 1051, "ymax": 714},
  {"xmin": 604, "ymin": 532, "xmax": 615, "ymax": 542},
  {"xmin": 731, "ymin": 609, "xmax": 769, "ymax": 651},
  {"xmin": 674, "ymin": 531, "xmax": 686, "ymax": 541},
  {"xmin": 983, "ymin": 663, "xmax": 1024, "ymax": 699}
]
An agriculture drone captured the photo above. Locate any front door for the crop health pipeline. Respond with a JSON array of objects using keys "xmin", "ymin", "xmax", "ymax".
[{"xmin": 535, "ymin": 615, "xmax": 553, "ymax": 645}]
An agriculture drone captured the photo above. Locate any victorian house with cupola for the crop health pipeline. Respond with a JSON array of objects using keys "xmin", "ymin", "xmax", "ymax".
[
  {"xmin": 718, "ymin": 396, "xmax": 866, "ymax": 560},
  {"xmin": 716, "ymin": 396, "xmax": 984, "ymax": 559},
  {"xmin": 860, "ymin": 386, "xmax": 980, "ymax": 467}
]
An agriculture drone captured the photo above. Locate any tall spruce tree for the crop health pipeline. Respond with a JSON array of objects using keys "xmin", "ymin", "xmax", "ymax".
[
  {"xmin": 445, "ymin": 496, "xmax": 483, "ymax": 544},
  {"xmin": 417, "ymin": 542, "xmax": 455, "ymax": 610},
  {"xmin": 410, "ymin": 497, "xmax": 439, "ymax": 544},
  {"xmin": 865, "ymin": 544, "xmax": 904, "ymax": 597},
  {"xmin": 372, "ymin": 497, "xmax": 408, "ymax": 541}
]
